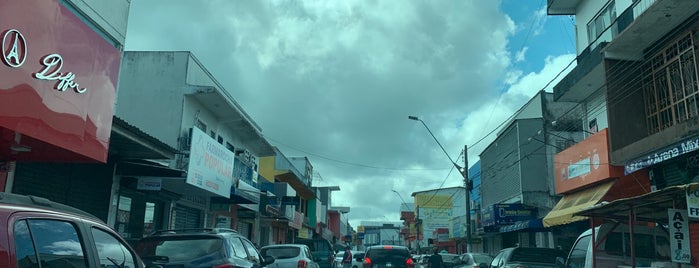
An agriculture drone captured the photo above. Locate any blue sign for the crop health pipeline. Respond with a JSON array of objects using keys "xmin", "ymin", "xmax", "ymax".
[
  {"xmin": 625, "ymin": 137, "xmax": 699, "ymax": 174},
  {"xmin": 481, "ymin": 204, "xmax": 536, "ymax": 226}
]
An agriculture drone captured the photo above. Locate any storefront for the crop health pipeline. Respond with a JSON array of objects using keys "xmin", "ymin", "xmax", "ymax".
[
  {"xmin": 0, "ymin": 0, "xmax": 122, "ymax": 219},
  {"xmin": 543, "ymin": 129, "xmax": 650, "ymax": 252}
]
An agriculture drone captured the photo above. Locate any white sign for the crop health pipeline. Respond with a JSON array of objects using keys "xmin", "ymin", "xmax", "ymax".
[
  {"xmin": 687, "ymin": 185, "xmax": 699, "ymax": 218},
  {"xmin": 668, "ymin": 209, "xmax": 691, "ymax": 263},
  {"xmin": 137, "ymin": 177, "xmax": 162, "ymax": 191},
  {"xmin": 215, "ymin": 216, "xmax": 231, "ymax": 228},
  {"xmin": 186, "ymin": 127, "xmax": 234, "ymax": 197}
]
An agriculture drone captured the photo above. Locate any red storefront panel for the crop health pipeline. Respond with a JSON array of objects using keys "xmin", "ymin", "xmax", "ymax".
[
  {"xmin": 0, "ymin": 0, "xmax": 120, "ymax": 162},
  {"xmin": 554, "ymin": 129, "xmax": 625, "ymax": 194}
]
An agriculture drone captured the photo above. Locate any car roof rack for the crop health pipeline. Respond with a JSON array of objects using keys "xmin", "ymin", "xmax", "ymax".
[
  {"xmin": 0, "ymin": 192, "xmax": 100, "ymax": 220},
  {"xmin": 150, "ymin": 228, "xmax": 238, "ymax": 236}
]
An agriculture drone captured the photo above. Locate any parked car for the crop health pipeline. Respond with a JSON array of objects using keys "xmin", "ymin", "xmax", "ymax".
[
  {"xmin": 455, "ymin": 253, "xmax": 492, "ymax": 268},
  {"xmin": 0, "ymin": 192, "xmax": 148, "ymax": 268},
  {"xmin": 363, "ymin": 245, "xmax": 414, "ymax": 268},
  {"xmin": 489, "ymin": 247, "xmax": 565, "ymax": 268},
  {"xmin": 261, "ymin": 244, "xmax": 320, "ymax": 268},
  {"xmin": 135, "ymin": 228, "xmax": 274, "ymax": 268},
  {"xmin": 296, "ymin": 238, "xmax": 336, "ymax": 268}
]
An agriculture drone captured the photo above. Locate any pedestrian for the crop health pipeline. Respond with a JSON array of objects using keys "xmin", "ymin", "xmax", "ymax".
[
  {"xmin": 427, "ymin": 248, "xmax": 443, "ymax": 268},
  {"xmin": 342, "ymin": 246, "xmax": 353, "ymax": 268}
]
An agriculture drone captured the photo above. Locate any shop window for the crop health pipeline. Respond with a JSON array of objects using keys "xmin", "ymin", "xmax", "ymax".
[
  {"xmin": 91, "ymin": 227, "xmax": 137, "ymax": 268},
  {"xmin": 643, "ymin": 32, "xmax": 699, "ymax": 134}
]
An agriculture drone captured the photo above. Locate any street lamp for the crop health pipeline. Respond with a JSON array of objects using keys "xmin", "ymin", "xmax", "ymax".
[{"xmin": 408, "ymin": 115, "xmax": 472, "ymax": 252}]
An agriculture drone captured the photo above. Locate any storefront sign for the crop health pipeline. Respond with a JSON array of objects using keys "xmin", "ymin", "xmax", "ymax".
[
  {"xmin": 626, "ymin": 137, "xmax": 699, "ymax": 174},
  {"xmin": 137, "ymin": 177, "xmax": 162, "ymax": 191},
  {"xmin": 186, "ymin": 127, "xmax": 234, "ymax": 197},
  {"xmin": 482, "ymin": 204, "xmax": 536, "ymax": 226},
  {"xmin": 0, "ymin": 0, "xmax": 121, "ymax": 162},
  {"xmin": 289, "ymin": 211, "xmax": 303, "ymax": 230},
  {"xmin": 215, "ymin": 215, "xmax": 232, "ymax": 228},
  {"xmin": 686, "ymin": 185, "xmax": 699, "ymax": 218},
  {"xmin": 668, "ymin": 209, "xmax": 691, "ymax": 263},
  {"xmin": 554, "ymin": 129, "xmax": 623, "ymax": 194}
]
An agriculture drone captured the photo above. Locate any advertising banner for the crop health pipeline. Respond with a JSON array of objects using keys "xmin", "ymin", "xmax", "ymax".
[
  {"xmin": 686, "ymin": 184, "xmax": 699, "ymax": 218},
  {"xmin": 482, "ymin": 204, "xmax": 536, "ymax": 226},
  {"xmin": 668, "ymin": 209, "xmax": 691, "ymax": 263},
  {"xmin": 186, "ymin": 127, "xmax": 234, "ymax": 197}
]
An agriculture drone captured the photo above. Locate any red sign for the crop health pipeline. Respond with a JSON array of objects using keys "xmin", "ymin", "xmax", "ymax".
[
  {"xmin": 553, "ymin": 129, "xmax": 624, "ymax": 194},
  {"xmin": 0, "ymin": 0, "xmax": 121, "ymax": 162}
]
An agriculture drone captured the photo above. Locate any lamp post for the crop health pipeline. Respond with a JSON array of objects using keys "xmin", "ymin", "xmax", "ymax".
[{"xmin": 408, "ymin": 116, "xmax": 471, "ymax": 252}]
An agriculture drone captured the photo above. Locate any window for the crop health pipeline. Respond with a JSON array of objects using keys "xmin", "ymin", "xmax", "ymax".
[
  {"xmin": 567, "ymin": 234, "xmax": 591, "ymax": 268},
  {"xmin": 241, "ymin": 238, "xmax": 261, "ymax": 263},
  {"xmin": 14, "ymin": 219, "xmax": 87, "ymax": 268},
  {"xmin": 643, "ymin": 32, "xmax": 699, "ymax": 134},
  {"xmin": 230, "ymin": 237, "xmax": 248, "ymax": 259},
  {"xmin": 587, "ymin": 1, "xmax": 616, "ymax": 44},
  {"xmin": 92, "ymin": 227, "xmax": 137, "ymax": 268}
]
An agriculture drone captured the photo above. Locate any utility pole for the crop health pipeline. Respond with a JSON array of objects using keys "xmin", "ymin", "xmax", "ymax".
[
  {"xmin": 464, "ymin": 145, "xmax": 471, "ymax": 252},
  {"xmin": 416, "ymin": 205, "xmax": 420, "ymax": 253}
]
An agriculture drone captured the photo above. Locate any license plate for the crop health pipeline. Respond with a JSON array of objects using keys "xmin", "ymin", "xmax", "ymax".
[{"xmin": 386, "ymin": 263, "xmax": 392, "ymax": 267}]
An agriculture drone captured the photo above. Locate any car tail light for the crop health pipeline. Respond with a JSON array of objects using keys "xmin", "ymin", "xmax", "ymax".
[
  {"xmin": 363, "ymin": 257, "xmax": 372, "ymax": 268},
  {"xmin": 406, "ymin": 258, "xmax": 414, "ymax": 268},
  {"xmin": 213, "ymin": 264, "xmax": 235, "ymax": 268},
  {"xmin": 298, "ymin": 259, "xmax": 308, "ymax": 268}
]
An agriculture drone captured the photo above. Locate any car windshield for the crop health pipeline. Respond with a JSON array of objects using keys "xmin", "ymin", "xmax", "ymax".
[
  {"xmin": 136, "ymin": 237, "xmax": 223, "ymax": 262},
  {"xmin": 262, "ymin": 246, "xmax": 301, "ymax": 259}
]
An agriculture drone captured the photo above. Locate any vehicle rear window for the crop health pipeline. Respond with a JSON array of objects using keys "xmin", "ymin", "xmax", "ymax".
[
  {"xmin": 510, "ymin": 248, "xmax": 564, "ymax": 264},
  {"xmin": 367, "ymin": 248, "xmax": 410, "ymax": 261},
  {"xmin": 136, "ymin": 237, "xmax": 223, "ymax": 262},
  {"xmin": 262, "ymin": 247, "xmax": 301, "ymax": 259}
]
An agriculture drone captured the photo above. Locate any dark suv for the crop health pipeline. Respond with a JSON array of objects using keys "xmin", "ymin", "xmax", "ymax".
[
  {"xmin": 363, "ymin": 245, "xmax": 414, "ymax": 268},
  {"xmin": 135, "ymin": 228, "xmax": 274, "ymax": 268},
  {"xmin": 0, "ymin": 192, "xmax": 146, "ymax": 268},
  {"xmin": 296, "ymin": 238, "xmax": 336, "ymax": 268}
]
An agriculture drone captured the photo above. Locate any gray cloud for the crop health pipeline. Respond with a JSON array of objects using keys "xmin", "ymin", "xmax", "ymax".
[{"xmin": 125, "ymin": 0, "xmax": 573, "ymax": 225}]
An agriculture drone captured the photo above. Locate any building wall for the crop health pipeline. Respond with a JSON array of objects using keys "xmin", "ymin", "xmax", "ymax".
[
  {"xmin": 116, "ymin": 51, "xmax": 188, "ymax": 147},
  {"xmin": 65, "ymin": 0, "xmax": 130, "ymax": 45}
]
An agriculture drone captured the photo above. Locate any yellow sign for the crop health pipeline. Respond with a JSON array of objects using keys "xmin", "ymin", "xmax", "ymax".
[
  {"xmin": 415, "ymin": 194, "xmax": 453, "ymax": 208},
  {"xmin": 357, "ymin": 226, "xmax": 365, "ymax": 233}
]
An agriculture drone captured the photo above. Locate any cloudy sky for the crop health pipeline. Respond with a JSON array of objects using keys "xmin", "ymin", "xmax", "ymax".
[{"xmin": 125, "ymin": 0, "xmax": 576, "ymax": 227}]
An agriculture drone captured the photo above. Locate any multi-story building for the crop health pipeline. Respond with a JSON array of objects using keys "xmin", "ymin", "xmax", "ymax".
[
  {"xmin": 411, "ymin": 186, "xmax": 466, "ymax": 253},
  {"xmin": 478, "ymin": 90, "xmax": 578, "ymax": 253},
  {"xmin": 545, "ymin": 0, "xmax": 699, "ymax": 256},
  {"xmin": 114, "ymin": 51, "xmax": 275, "ymax": 243}
]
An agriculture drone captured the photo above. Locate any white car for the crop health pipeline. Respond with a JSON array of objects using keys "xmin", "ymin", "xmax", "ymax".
[{"xmin": 261, "ymin": 244, "xmax": 321, "ymax": 268}]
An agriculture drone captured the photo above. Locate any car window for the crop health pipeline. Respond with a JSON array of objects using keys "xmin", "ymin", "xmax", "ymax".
[
  {"xmin": 136, "ymin": 237, "xmax": 223, "ymax": 261},
  {"xmin": 568, "ymin": 234, "xmax": 591, "ymax": 268},
  {"xmin": 472, "ymin": 254, "xmax": 492, "ymax": 264},
  {"xmin": 92, "ymin": 227, "xmax": 138, "ymax": 268},
  {"xmin": 242, "ymin": 238, "xmax": 261, "ymax": 263},
  {"xmin": 230, "ymin": 237, "xmax": 248, "ymax": 259},
  {"xmin": 262, "ymin": 246, "xmax": 301, "ymax": 259},
  {"xmin": 491, "ymin": 251, "xmax": 503, "ymax": 267},
  {"xmin": 510, "ymin": 248, "xmax": 564, "ymax": 264},
  {"xmin": 14, "ymin": 219, "xmax": 87, "ymax": 268}
]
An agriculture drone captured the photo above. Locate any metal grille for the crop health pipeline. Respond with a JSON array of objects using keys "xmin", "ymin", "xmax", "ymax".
[{"xmin": 172, "ymin": 204, "xmax": 201, "ymax": 229}]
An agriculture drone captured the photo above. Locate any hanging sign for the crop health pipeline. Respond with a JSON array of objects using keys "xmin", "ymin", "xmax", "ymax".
[
  {"xmin": 686, "ymin": 184, "xmax": 699, "ymax": 218},
  {"xmin": 668, "ymin": 209, "xmax": 691, "ymax": 263}
]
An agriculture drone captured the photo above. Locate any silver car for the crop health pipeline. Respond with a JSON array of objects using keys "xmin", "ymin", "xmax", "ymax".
[{"xmin": 262, "ymin": 244, "xmax": 321, "ymax": 268}]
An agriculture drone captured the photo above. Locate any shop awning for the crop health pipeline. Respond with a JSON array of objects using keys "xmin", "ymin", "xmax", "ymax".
[
  {"xmin": 499, "ymin": 219, "xmax": 544, "ymax": 233},
  {"xmin": 543, "ymin": 180, "xmax": 615, "ymax": 227},
  {"xmin": 116, "ymin": 160, "xmax": 186, "ymax": 178}
]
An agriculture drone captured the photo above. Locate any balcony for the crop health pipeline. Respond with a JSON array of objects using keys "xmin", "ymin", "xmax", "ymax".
[
  {"xmin": 604, "ymin": 0, "xmax": 699, "ymax": 60},
  {"xmin": 547, "ymin": 0, "xmax": 581, "ymax": 15},
  {"xmin": 553, "ymin": 42, "xmax": 607, "ymax": 102}
]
